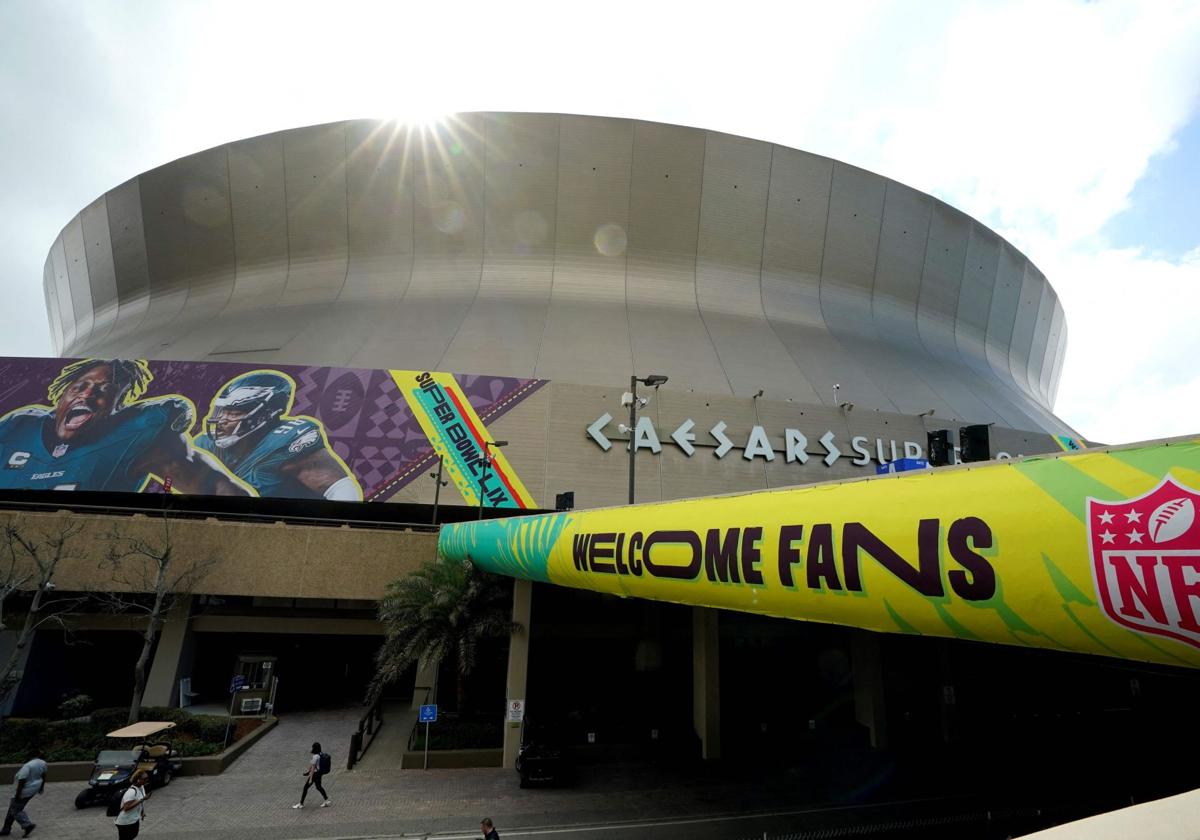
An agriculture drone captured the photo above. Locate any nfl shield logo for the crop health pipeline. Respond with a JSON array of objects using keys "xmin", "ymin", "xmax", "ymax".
[
  {"xmin": 52, "ymin": 444, "xmax": 69, "ymax": 458},
  {"xmin": 1088, "ymin": 476, "xmax": 1200, "ymax": 650}
]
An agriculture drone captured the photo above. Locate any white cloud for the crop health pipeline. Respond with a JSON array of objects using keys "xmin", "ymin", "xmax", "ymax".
[
  {"xmin": 1042, "ymin": 245, "xmax": 1200, "ymax": 444},
  {"xmin": 855, "ymin": 1, "xmax": 1200, "ymax": 247},
  {"xmin": 1, "ymin": 0, "xmax": 1198, "ymax": 444}
]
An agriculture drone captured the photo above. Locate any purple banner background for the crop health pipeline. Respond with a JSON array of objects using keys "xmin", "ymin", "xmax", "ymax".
[{"xmin": 0, "ymin": 357, "xmax": 546, "ymax": 502}]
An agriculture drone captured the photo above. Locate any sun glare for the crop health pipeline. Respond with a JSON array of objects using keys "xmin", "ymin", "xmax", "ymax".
[{"xmin": 390, "ymin": 107, "xmax": 446, "ymax": 129}]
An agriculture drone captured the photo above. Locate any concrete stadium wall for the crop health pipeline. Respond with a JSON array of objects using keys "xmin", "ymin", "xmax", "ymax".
[
  {"xmin": 364, "ymin": 379, "xmax": 1062, "ymax": 510},
  {"xmin": 0, "ymin": 510, "xmax": 436, "ymax": 600}
]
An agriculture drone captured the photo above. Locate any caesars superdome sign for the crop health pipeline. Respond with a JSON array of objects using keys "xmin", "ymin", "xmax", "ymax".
[{"xmin": 585, "ymin": 412, "xmax": 1021, "ymax": 468}]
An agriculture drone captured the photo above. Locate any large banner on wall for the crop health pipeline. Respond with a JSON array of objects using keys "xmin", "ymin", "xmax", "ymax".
[
  {"xmin": 0, "ymin": 357, "xmax": 545, "ymax": 505},
  {"xmin": 392, "ymin": 370, "xmax": 538, "ymax": 510},
  {"xmin": 440, "ymin": 438, "xmax": 1200, "ymax": 668}
]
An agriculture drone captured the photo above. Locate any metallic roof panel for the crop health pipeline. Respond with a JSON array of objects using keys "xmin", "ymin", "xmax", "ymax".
[{"xmin": 43, "ymin": 114, "xmax": 1071, "ymax": 435}]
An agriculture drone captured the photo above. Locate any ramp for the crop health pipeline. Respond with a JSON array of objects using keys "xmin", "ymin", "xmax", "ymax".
[
  {"xmin": 353, "ymin": 700, "xmax": 417, "ymax": 770},
  {"xmin": 439, "ymin": 437, "xmax": 1200, "ymax": 669}
]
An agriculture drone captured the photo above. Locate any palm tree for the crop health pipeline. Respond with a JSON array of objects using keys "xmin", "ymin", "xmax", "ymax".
[{"xmin": 371, "ymin": 557, "xmax": 521, "ymax": 712}]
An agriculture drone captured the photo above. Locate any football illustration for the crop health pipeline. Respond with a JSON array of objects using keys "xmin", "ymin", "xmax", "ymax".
[
  {"xmin": 317, "ymin": 371, "xmax": 366, "ymax": 431},
  {"xmin": 1149, "ymin": 497, "xmax": 1195, "ymax": 544}
]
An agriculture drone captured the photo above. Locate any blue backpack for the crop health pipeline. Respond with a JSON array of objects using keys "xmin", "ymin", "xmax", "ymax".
[{"xmin": 318, "ymin": 752, "xmax": 332, "ymax": 774}]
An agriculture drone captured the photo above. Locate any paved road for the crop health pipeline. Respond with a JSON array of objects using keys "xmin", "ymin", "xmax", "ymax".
[{"xmin": 15, "ymin": 706, "xmax": 1049, "ymax": 840}]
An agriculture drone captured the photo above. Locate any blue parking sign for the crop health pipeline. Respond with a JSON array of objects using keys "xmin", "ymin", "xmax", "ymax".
[{"xmin": 419, "ymin": 704, "xmax": 437, "ymax": 723}]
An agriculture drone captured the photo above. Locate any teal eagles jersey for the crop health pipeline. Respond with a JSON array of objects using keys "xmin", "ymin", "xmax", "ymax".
[
  {"xmin": 194, "ymin": 417, "xmax": 326, "ymax": 499},
  {"xmin": 0, "ymin": 398, "xmax": 192, "ymax": 492}
]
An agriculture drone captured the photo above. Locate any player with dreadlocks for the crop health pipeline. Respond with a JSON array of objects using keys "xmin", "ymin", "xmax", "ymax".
[{"xmin": 0, "ymin": 358, "xmax": 251, "ymax": 495}]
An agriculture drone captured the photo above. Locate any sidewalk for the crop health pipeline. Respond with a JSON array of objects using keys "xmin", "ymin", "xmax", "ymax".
[{"xmin": 15, "ymin": 706, "xmax": 942, "ymax": 840}]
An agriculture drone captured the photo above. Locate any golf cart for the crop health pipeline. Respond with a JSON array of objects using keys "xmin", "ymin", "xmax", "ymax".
[{"xmin": 75, "ymin": 721, "xmax": 182, "ymax": 811}]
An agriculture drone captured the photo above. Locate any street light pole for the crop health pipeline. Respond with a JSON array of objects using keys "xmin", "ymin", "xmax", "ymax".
[
  {"xmin": 628, "ymin": 375, "xmax": 638, "ymax": 507},
  {"xmin": 477, "ymin": 440, "xmax": 508, "ymax": 521},
  {"xmin": 429, "ymin": 455, "xmax": 447, "ymax": 526},
  {"xmin": 627, "ymin": 375, "xmax": 668, "ymax": 505}
]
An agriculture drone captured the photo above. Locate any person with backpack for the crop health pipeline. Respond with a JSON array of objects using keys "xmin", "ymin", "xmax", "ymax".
[{"xmin": 292, "ymin": 742, "xmax": 331, "ymax": 809}]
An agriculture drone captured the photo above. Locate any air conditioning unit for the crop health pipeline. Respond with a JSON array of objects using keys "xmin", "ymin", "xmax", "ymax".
[{"xmin": 240, "ymin": 697, "xmax": 263, "ymax": 714}]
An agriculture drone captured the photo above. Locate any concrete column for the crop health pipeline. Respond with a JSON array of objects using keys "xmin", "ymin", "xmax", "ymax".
[
  {"xmin": 851, "ymin": 630, "xmax": 887, "ymax": 749},
  {"xmin": 501, "ymin": 578, "xmax": 533, "ymax": 770},
  {"xmin": 411, "ymin": 660, "xmax": 438, "ymax": 710},
  {"xmin": 142, "ymin": 596, "xmax": 194, "ymax": 707},
  {"xmin": 692, "ymin": 606, "xmax": 721, "ymax": 759}
]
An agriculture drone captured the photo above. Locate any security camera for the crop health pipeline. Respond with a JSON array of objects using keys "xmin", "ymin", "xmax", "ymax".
[{"xmin": 42, "ymin": 581, "xmax": 55, "ymax": 591}]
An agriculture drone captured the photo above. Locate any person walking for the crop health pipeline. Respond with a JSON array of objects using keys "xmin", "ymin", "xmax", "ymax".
[
  {"xmin": 480, "ymin": 817, "xmax": 500, "ymax": 839},
  {"xmin": 114, "ymin": 771, "xmax": 149, "ymax": 840},
  {"xmin": 1, "ymin": 749, "xmax": 46, "ymax": 837},
  {"xmin": 292, "ymin": 741, "xmax": 330, "ymax": 809}
]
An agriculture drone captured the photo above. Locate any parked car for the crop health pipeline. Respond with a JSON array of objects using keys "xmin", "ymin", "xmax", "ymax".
[
  {"xmin": 516, "ymin": 717, "xmax": 573, "ymax": 788},
  {"xmin": 75, "ymin": 721, "xmax": 182, "ymax": 811}
]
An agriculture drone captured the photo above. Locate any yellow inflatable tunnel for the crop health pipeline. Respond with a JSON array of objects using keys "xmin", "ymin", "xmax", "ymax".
[{"xmin": 439, "ymin": 437, "xmax": 1200, "ymax": 669}]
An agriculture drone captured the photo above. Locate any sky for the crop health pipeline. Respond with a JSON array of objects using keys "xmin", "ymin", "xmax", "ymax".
[{"xmin": 0, "ymin": 0, "xmax": 1197, "ymax": 445}]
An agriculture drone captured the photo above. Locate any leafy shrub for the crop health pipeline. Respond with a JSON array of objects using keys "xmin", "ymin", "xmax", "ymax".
[
  {"xmin": 89, "ymin": 708, "xmax": 128, "ymax": 732},
  {"xmin": 0, "ymin": 709, "xmax": 262, "ymax": 763},
  {"xmin": 411, "ymin": 719, "xmax": 501, "ymax": 751},
  {"xmin": 90, "ymin": 706, "xmax": 192, "ymax": 732},
  {"xmin": 57, "ymin": 694, "xmax": 95, "ymax": 720},
  {"xmin": 174, "ymin": 740, "xmax": 222, "ymax": 757},
  {"xmin": 42, "ymin": 745, "xmax": 93, "ymax": 762},
  {"xmin": 194, "ymin": 716, "xmax": 229, "ymax": 743},
  {"xmin": 136, "ymin": 706, "xmax": 191, "ymax": 726},
  {"xmin": 0, "ymin": 718, "xmax": 49, "ymax": 758}
]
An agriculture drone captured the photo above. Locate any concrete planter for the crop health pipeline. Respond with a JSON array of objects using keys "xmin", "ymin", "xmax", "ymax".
[
  {"xmin": 0, "ymin": 716, "xmax": 277, "ymax": 784},
  {"xmin": 401, "ymin": 747, "xmax": 502, "ymax": 769}
]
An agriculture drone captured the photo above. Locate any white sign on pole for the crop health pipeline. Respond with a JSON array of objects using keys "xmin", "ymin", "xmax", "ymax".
[{"xmin": 507, "ymin": 699, "xmax": 525, "ymax": 722}]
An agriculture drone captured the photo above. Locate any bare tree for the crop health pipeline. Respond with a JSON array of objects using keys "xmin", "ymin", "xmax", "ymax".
[
  {"xmin": 101, "ymin": 515, "xmax": 216, "ymax": 724},
  {"xmin": 0, "ymin": 515, "xmax": 89, "ymax": 706}
]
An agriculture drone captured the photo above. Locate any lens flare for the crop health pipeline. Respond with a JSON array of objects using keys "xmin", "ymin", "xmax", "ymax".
[
  {"xmin": 389, "ymin": 109, "xmax": 445, "ymax": 130},
  {"xmin": 593, "ymin": 223, "xmax": 627, "ymax": 257},
  {"xmin": 514, "ymin": 210, "xmax": 549, "ymax": 247},
  {"xmin": 434, "ymin": 201, "xmax": 466, "ymax": 234}
]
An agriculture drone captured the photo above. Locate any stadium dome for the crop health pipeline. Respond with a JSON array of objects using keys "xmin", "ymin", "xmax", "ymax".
[{"xmin": 41, "ymin": 114, "xmax": 1076, "ymax": 507}]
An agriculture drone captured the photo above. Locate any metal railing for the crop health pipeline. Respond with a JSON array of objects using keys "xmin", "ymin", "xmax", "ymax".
[{"xmin": 346, "ymin": 697, "xmax": 385, "ymax": 770}]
